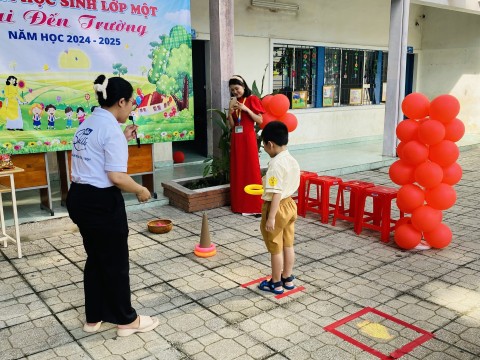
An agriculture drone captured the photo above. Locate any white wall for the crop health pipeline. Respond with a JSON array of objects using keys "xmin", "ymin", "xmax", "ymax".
[
  {"xmin": 416, "ymin": 6, "xmax": 480, "ymax": 133},
  {"xmin": 190, "ymin": 0, "xmax": 427, "ymax": 145}
]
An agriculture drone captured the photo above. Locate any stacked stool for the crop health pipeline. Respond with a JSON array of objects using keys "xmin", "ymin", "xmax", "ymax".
[
  {"xmin": 332, "ymin": 180, "xmax": 375, "ymax": 228},
  {"xmin": 295, "ymin": 171, "xmax": 318, "ymax": 217},
  {"xmin": 354, "ymin": 185, "xmax": 404, "ymax": 242},
  {"xmin": 304, "ymin": 175, "xmax": 343, "ymax": 223}
]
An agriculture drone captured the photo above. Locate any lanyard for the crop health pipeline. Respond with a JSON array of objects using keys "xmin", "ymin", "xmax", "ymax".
[{"xmin": 235, "ymin": 98, "xmax": 246, "ymax": 125}]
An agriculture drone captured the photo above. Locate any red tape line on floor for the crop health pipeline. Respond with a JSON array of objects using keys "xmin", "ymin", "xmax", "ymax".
[
  {"xmin": 324, "ymin": 307, "xmax": 434, "ymax": 359},
  {"xmin": 275, "ymin": 286, "xmax": 306, "ymax": 299},
  {"xmin": 241, "ymin": 276, "xmax": 269, "ymax": 288}
]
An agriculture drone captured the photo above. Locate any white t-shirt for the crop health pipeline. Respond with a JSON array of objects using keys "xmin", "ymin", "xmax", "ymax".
[
  {"xmin": 71, "ymin": 107, "xmax": 128, "ymax": 188},
  {"xmin": 261, "ymin": 150, "xmax": 300, "ymax": 201}
]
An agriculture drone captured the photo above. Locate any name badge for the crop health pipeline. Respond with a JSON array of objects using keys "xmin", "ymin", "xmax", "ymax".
[{"xmin": 235, "ymin": 126, "xmax": 243, "ymax": 134}]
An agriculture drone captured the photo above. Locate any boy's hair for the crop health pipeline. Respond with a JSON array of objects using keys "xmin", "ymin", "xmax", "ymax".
[
  {"xmin": 65, "ymin": 106, "xmax": 73, "ymax": 113},
  {"xmin": 261, "ymin": 121, "xmax": 288, "ymax": 146},
  {"xmin": 228, "ymin": 75, "xmax": 252, "ymax": 97}
]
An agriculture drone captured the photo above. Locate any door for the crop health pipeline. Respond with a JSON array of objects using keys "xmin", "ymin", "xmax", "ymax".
[{"xmin": 172, "ymin": 40, "xmax": 208, "ymax": 160}]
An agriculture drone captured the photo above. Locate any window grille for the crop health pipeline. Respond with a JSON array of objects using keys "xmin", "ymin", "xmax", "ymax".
[
  {"xmin": 324, "ymin": 48, "xmax": 341, "ymax": 104},
  {"xmin": 273, "ymin": 44, "xmax": 317, "ymax": 107},
  {"xmin": 273, "ymin": 44, "xmax": 385, "ymax": 107}
]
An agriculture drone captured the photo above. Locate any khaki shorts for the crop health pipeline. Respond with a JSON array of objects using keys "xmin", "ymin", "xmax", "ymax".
[{"xmin": 260, "ymin": 197, "xmax": 297, "ymax": 254}]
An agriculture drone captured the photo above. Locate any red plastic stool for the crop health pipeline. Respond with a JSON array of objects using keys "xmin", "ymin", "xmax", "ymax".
[
  {"xmin": 354, "ymin": 185, "xmax": 404, "ymax": 242},
  {"xmin": 332, "ymin": 180, "xmax": 375, "ymax": 227},
  {"xmin": 304, "ymin": 175, "xmax": 343, "ymax": 223},
  {"xmin": 294, "ymin": 171, "xmax": 318, "ymax": 217}
]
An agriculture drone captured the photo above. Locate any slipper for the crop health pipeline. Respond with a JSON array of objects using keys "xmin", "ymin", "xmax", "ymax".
[
  {"xmin": 83, "ymin": 321, "xmax": 102, "ymax": 333},
  {"xmin": 117, "ymin": 315, "xmax": 159, "ymax": 337},
  {"xmin": 281, "ymin": 275, "xmax": 295, "ymax": 290},
  {"xmin": 258, "ymin": 279, "xmax": 284, "ymax": 294}
]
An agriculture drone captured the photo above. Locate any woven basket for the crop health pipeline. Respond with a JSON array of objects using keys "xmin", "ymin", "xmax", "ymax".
[{"xmin": 147, "ymin": 219, "xmax": 173, "ymax": 234}]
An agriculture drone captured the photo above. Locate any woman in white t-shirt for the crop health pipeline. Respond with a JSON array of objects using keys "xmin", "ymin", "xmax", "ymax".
[{"xmin": 66, "ymin": 74, "xmax": 158, "ymax": 337}]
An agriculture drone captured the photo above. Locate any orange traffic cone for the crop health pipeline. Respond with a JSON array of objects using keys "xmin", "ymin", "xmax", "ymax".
[{"xmin": 194, "ymin": 213, "xmax": 217, "ymax": 258}]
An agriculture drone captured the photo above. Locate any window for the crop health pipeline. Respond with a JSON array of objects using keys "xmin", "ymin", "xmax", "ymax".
[
  {"xmin": 272, "ymin": 43, "xmax": 386, "ymax": 108},
  {"xmin": 381, "ymin": 51, "xmax": 389, "ymax": 102},
  {"xmin": 273, "ymin": 44, "xmax": 317, "ymax": 108},
  {"xmin": 324, "ymin": 48, "xmax": 341, "ymax": 104}
]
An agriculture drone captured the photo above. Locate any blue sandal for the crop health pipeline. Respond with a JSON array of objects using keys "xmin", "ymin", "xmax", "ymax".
[
  {"xmin": 281, "ymin": 275, "xmax": 295, "ymax": 290},
  {"xmin": 258, "ymin": 279, "xmax": 284, "ymax": 294}
]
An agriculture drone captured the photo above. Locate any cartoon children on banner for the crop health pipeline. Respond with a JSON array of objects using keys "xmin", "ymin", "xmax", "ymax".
[
  {"xmin": 45, "ymin": 104, "xmax": 56, "ymax": 130},
  {"xmin": 76, "ymin": 107, "xmax": 86, "ymax": 125},
  {"xmin": 0, "ymin": 75, "xmax": 26, "ymax": 131},
  {"xmin": 30, "ymin": 103, "xmax": 43, "ymax": 130},
  {"xmin": 65, "ymin": 106, "xmax": 74, "ymax": 129}
]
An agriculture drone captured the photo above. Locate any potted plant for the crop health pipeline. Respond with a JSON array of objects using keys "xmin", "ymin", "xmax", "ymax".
[
  {"xmin": 161, "ymin": 67, "xmax": 269, "ymax": 212},
  {"xmin": 160, "ymin": 108, "xmax": 232, "ymax": 212}
]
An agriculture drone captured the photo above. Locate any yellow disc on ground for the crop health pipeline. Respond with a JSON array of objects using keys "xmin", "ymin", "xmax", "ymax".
[{"xmin": 244, "ymin": 184, "xmax": 264, "ymax": 195}]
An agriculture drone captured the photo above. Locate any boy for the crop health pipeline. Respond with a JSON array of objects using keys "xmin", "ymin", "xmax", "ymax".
[{"xmin": 258, "ymin": 121, "xmax": 300, "ymax": 294}]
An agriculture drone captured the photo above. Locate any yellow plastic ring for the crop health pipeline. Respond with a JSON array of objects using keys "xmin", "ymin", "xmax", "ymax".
[
  {"xmin": 195, "ymin": 243, "xmax": 216, "ymax": 253},
  {"xmin": 244, "ymin": 184, "xmax": 264, "ymax": 195},
  {"xmin": 194, "ymin": 249, "xmax": 217, "ymax": 258}
]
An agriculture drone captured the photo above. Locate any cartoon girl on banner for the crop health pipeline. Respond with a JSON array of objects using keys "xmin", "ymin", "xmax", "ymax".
[
  {"xmin": 30, "ymin": 103, "xmax": 43, "ymax": 130},
  {"xmin": 0, "ymin": 76, "xmax": 26, "ymax": 131}
]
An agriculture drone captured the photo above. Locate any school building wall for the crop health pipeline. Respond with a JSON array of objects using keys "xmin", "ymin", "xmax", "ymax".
[
  {"xmin": 415, "ymin": 6, "xmax": 480, "ymax": 134},
  {"xmin": 191, "ymin": 0, "xmax": 425, "ymax": 147}
]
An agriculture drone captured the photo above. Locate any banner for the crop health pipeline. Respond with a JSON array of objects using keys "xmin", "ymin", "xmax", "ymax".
[{"xmin": 0, "ymin": 0, "xmax": 193, "ymax": 154}]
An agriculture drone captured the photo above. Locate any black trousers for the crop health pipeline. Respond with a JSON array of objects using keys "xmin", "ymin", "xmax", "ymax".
[{"xmin": 66, "ymin": 182, "xmax": 137, "ymax": 325}]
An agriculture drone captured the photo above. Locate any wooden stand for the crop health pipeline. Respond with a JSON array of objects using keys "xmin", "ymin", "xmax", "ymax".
[
  {"xmin": 0, "ymin": 154, "xmax": 54, "ymax": 215},
  {"xmin": 58, "ymin": 143, "xmax": 157, "ymax": 205},
  {"xmin": 0, "ymin": 167, "xmax": 24, "ymax": 258}
]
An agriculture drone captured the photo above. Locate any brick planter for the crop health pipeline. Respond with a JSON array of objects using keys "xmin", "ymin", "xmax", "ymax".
[{"xmin": 161, "ymin": 176, "xmax": 230, "ymax": 212}]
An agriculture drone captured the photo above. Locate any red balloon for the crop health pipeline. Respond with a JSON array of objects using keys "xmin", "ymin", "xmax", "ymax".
[
  {"xmin": 442, "ymin": 162, "xmax": 462, "ymax": 185},
  {"xmin": 389, "ymin": 160, "xmax": 416, "ymax": 185},
  {"xmin": 395, "ymin": 216, "xmax": 412, "ymax": 229},
  {"xmin": 429, "ymin": 140, "xmax": 459, "ymax": 167},
  {"xmin": 417, "ymin": 119, "xmax": 445, "ymax": 145},
  {"xmin": 414, "ymin": 162, "xmax": 443, "ymax": 188},
  {"xmin": 173, "ymin": 151, "xmax": 185, "ymax": 164},
  {"xmin": 259, "ymin": 112, "xmax": 277, "ymax": 129},
  {"xmin": 411, "ymin": 205, "xmax": 443, "ymax": 233},
  {"xmin": 136, "ymin": 88, "xmax": 142, "ymax": 95},
  {"xmin": 268, "ymin": 94, "xmax": 290, "ymax": 117},
  {"xmin": 425, "ymin": 183, "xmax": 456, "ymax": 210},
  {"xmin": 394, "ymin": 224, "xmax": 422, "ymax": 249},
  {"xmin": 261, "ymin": 95, "xmax": 273, "ymax": 113},
  {"xmin": 444, "ymin": 118, "xmax": 465, "ymax": 142},
  {"xmin": 429, "ymin": 94, "xmax": 460, "ymax": 124},
  {"xmin": 396, "ymin": 142, "xmax": 406, "ymax": 158},
  {"xmin": 401, "ymin": 140, "xmax": 429, "ymax": 166},
  {"xmin": 396, "ymin": 120, "xmax": 419, "ymax": 142},
  {"xmin": 279, "ymin": 112, "xmax": 298, "ymax": 132},
  {"xmin": 396, "ymin": 184, "xmax": 425, "ymax": 213},
  {"xmin": 424, "ymin": 223, "xmax": 452, "ymax": 248},
  {"xmin": 401, "ymin": 93, "xmax": 430, "ymax": 119}
]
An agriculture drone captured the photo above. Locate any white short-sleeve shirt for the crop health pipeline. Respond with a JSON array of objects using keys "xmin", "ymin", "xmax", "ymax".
[
  {"xmin": 261, "ymin": 150, "xmax": 300, "ymax": 201},
  {"xmin": 71, "ymin": 107, "xmax": 128, "ymax": 188}
]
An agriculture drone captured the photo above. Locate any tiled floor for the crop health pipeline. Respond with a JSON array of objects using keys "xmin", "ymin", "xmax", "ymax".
[{"xmin": 0, "ymin": 139, "xmax": 479, "ymax": 359}]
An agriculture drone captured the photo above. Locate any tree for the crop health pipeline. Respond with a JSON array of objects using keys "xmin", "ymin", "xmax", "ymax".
[
  {"xmin": 8, "ymin": 61, "xmax": 17, "ymax": 72},
  {"xmin": 112, "ymin": 63, "xmax": 128, "ymax": 76},
  {"xmin": 147, "ymin": 26, "xmax": 192, "ymax": 110},
  {"xmin": 139, "ymin": 66, "xmax": 148, "ymax": 76}
]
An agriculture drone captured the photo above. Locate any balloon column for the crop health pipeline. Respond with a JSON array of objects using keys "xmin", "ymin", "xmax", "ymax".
[
  {"xmin": 260, "ymin": 94, "xmax": 298, "ymax": 132},
  {"xmin": 389, "ymin": 93, "xmax": 464, "ymax": 250}
]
